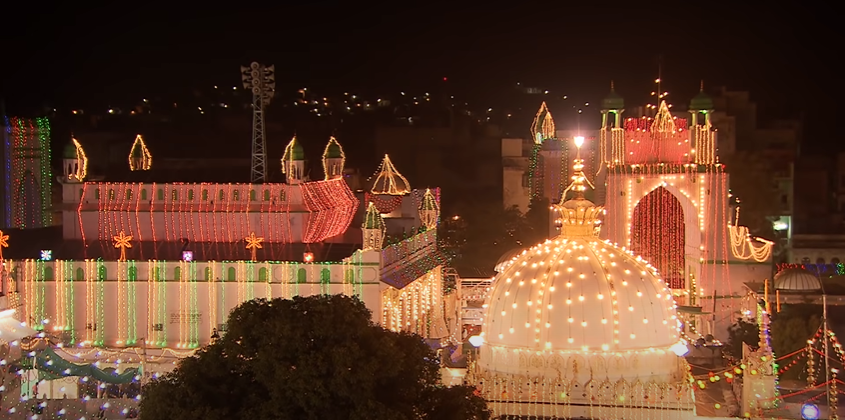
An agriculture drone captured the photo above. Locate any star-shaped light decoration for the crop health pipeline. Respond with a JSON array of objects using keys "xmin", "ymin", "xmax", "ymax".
[
  {"xmin": 245, "ymin": 232, "xmax": 264, "ymax": 262},
  {"xmin": 40, "ymin": 250, "xmax": 52, "ymax": 261},
  {"xmin": 0, "ymin": 230, "xmax": 8, "ymax": 261},
  {"xmin": 113, "ymin": 231, "xmax": 133, "ymax": 261}
]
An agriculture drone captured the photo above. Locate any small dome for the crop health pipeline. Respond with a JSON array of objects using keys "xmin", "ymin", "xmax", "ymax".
[
  {"xmin": 689, "ymin": 86, "xmax": 713, "ymax": 111},
  {"xmin": 602, "ymin": 89, "xmax": 624, "ymax": 110},
  {"xmin": 291, "ymin": 141, "xmax": 305, "ymax": 161},
  {"xmin": 494, "ymin": 248, "xmax": 523, "ymax": 273},
  {"xmin": 325, "ymin": 142, "xmax": 342, "ymax": 159},
  {"xmin": 362, "ymin": 202, "xmax": 385, "ymax": 230},
  {"xmin": 63, "ymin": 142, "xmax": 77, "ymax": 159},
  {"xmin": 774, "ymin": 268, "xmax": 822, "ymax": 291}
]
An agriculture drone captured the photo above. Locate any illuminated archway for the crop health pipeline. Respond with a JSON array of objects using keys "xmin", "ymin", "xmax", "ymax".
[{"xmin": 630, "ymin": 186, "xmax": 685, "ymax": 289}]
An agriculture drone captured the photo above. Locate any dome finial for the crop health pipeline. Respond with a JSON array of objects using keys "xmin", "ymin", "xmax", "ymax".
[
  {"xmin": 553, "ymin": 138, "xmax": 603, "ymax": 237},
  {"xmin": 610, "ymin": 80, "xmax": 615, "ymax": 91},
  {"xmin": 700, "ymin": 79, "xmax": 705, "ymax": 92}
]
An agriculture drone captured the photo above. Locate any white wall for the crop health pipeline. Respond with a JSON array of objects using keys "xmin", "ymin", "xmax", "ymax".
[{"xmin": 11, "ymin": 259, "xmax": 381, "ymax": 348}]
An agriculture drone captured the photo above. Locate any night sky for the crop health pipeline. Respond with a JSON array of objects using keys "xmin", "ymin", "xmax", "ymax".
[{"xmin": 1, "ymin": 3, "xmax": 839, "ymax": 153}]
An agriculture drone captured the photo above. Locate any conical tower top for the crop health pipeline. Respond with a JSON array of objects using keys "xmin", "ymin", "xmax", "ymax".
[{"xmin": 370, "ymin": 154, "xmax": 410, "ymax": 196}]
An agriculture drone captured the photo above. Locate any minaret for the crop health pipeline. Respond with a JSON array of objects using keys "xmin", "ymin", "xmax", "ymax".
[
  {"xmin": 322, "ymin": 136, "xmax": 345, "ymax": 180},
  {"xmin": 741, "ymin": 301, "xmax": 779, "ymax": 416},
  {"xmin": 128, "ymin": 134, "xmax": 152, "ymax": 171},
  {"xmin": 599, "ymin": 81, "xmax": 625, "ymax": 168},
  {"xmin": 689, "ymin": 81, "xmax": 717, "ymax": 164},
  {"xmin": 281, "ymin": 136, "xmax": 306, "ymax": 184},
  {"xmin": 362, "ymin": 202, "xmax": 386, "ymax": 250},
  {"xmin": 530, "ymin": 101, "xmax": 555, "ymax": 145},
  {"xmin": 418, "ymin": 188, "xmax": 439, "ymax": 230},
  {"xmin": 62, "ymin": 137, "xmax": 87, "ymax": 183}
]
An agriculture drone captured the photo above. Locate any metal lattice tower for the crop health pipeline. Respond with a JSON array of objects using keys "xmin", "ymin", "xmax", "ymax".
[{"xmin": 240, "ymin": 62, "xmax": 276, "ymax": 183}]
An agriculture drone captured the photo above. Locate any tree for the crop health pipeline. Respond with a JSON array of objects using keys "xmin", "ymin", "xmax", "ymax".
[
  {"xmin": 770, "ymin": 304, "xmax": 822, "ymax": 380},
  {"xmin": 723, "ymin": 151, "xmax": 779, "ymax": 239},
  {"xmin": 724, "ymin": 318, "xmax": 759, "ymax": 360},
  {"xmin": 140, "ymin": 295, "xmax": 490, "ymax": 420}
]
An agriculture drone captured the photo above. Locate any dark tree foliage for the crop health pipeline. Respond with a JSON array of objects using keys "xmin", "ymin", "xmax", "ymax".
[
  {"xmin": 723, "ymin": 151, "xmax": 778, "ymax": 239},
  {"xmin": 724, "ymin": 318, "xmax": 760, "ymax": 360},
  {"xmin": 140, "ymin": 295, "xmax": 490, "ymax": 420},
  {"xmin": 770, "ymin": 304, "xmax": 822, "ymax": 380},
  {"xmin": 441, "ymin": 197, "xmax": 550, "ymax": 276}
]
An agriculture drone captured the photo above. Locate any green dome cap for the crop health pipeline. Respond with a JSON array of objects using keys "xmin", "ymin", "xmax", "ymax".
[
  {"xmin": 324, "ymin": 138, "xmax": 343, "ymax": 159},
  {"xmin": 363, "ymin": 202, "xmax": 385, "ymax": 230},
  {"xmin": 689, "ymin": 81, "xmax": 713, "ymax": 111},
  {"xmin": 63, "ymin": 142, "xmax": 78, "ymax": 159},
  {"xmin": 601, "ymin": 81, "xmax": 624, "ymax": 110}
]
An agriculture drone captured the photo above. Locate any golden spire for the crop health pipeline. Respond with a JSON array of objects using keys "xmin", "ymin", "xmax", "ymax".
[{"xmin": 554, "ymin": 137, "xmax": 603, "ymax": 237}]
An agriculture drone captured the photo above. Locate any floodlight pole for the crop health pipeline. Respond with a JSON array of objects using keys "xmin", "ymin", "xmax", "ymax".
[{"xmin": 240, "ymin": 62, "xmax": 276, "ymax": 183}]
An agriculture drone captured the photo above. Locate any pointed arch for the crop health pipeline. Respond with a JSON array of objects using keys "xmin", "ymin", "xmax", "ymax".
[{"xmin": 630, "ymin": 186, "xmax": 685, "ymax": 288}]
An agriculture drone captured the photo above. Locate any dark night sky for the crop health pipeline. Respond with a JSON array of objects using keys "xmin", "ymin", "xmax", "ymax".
[{"xmin": 1, "ymin": 3, "xmax": 839, "ymax": 152}]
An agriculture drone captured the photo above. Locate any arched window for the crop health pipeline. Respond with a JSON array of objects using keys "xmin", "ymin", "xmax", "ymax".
[
  {"xmin": 320, "ymin": 268, "xmax": 331, "ymax": 284},
  {"xmin": 205, "ymin": 267, "xmax": 212, "ymax": 281},
  {"xmin": 833, "ymin": 258, "xmax": 841, "ymax": 265},
  {"xmin": 297, "ymin": 268, "xmax": 307, "ymax": 284},
  {"xmin": 128, "ymin": 266, "xmax": 137, "ymax": 280},
  {"xmin": 801, "ymin": 257, "xmax": 811, "ymax": 264},
  {"xmin": 125, "ymin": 189, "xmax": 132, "ymax": 200},
  {"xmin": 233, "ymin": 190, "xmax": 240, "ymax": 201},
  {"xmin": 95, "ymin": 189, "xmax": 100, "ymax": 199},
  {"xmin": 249, "ymin": 190, "xmax": 256, "ymax": 201},
  {"xmin": 44, "ymin": 267, "xmax": 54, "ymax": 281},
  {"xmin": 344, "ymin": 269, "xmax": 355, "ymax": 284},
  {"xmin": 227, "ymin": 267, "xmax": 236, "ymax": 281},
  {"xmin": 172, "ymin": 189, "xmax": 178, "ymax": 201},
  {"xmin": 263, "ymin": 190, "xmax": 270, "ymax": 201},
  {"xmin": 98, "ymin": 265, "xmax": 107, "ymax": 281},
  {"xmin": 258, "ymin": 267, "xmax": 268, "ymax": 282},
  {"xmin": 219, "ymin": 190, "xmax": 225, "ymax": 201},
  {"xmin": 75, "ymin": 268, "xmax": 84, "ymax": 281},
  {"xmin": 817, "ymin": 257, "xmax": 826, "ymax": 265},
  {"xmin": 202, "ymin": 190, "xmax": 209, "ymax": 201},
  {"xmin": 157, "ymin": 189, "xmax": 164, "ymax": 200},
  {"xmin": 188, "ymin": 190, "xmax": 194, "ymax": 200},
  {"xmin": 141, "ymin": 189, "xmax": 147, "ymax": 201},
  {"xmin": 174, "ymin": 266, "xmax": 182, "ymax": 281},
  {"xmin": 153, "ymin": 267, "xmax": 161, "ymax": 281}
]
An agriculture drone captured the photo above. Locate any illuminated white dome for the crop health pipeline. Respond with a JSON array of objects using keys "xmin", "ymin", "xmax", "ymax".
[
  {"xmin": 774, "ymin": 268, "xmax": 822, "ymax": 292},
  {"xmin": 482, "ymin": 236, "xmax": 679, "ymax": 353}
]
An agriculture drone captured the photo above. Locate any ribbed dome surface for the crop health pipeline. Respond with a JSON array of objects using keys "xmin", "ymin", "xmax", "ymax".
[
  {"xmin": 483, "ymin": 237, "xmax": 679, "ymax": 352},
  {"xmin": 774, "ymin": 268, "xmax": 822, "ymax": 291}
]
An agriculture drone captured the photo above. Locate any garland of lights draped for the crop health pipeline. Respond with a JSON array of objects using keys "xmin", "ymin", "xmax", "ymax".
[
  {"xmin": 81, "ymin": 178, "xmax": 356, "ymax": 244},
  {"xmin": 12, "ymin": 258, "xmax": 371, "ymax": 350},
  {"xmin": 630, "ymin": 186, "xmax": 686, "ymax": 290}
]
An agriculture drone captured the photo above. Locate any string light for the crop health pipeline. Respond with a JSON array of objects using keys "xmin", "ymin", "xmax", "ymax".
[
  {"xmin": 128, "ymin": 134, "xmax": 152, "ymax": 171},
  {"xmin": 68, "ymin": 137, "xmax": 88, "ymax": 181},
  {"xmin": 244, "ymin": 232, "xmax": 264, "ymax": 262},
  {"xmin": 0, "ymin": 230, "xmax": 8, "ymax": 260},
  {"xmin": 321, "ymin": 136, "xmax": 345, "ymax": 180},
  {"xmin": 530, "ymin": 101, "xmax": 555, "ymax": 144},
  {"xmin": 113, "ymin": 231, "xmax": 133, "ymax": 262},
  {"xmin": 7, "ymin": 117, "xmax": 52, "ymax": 228},
  {"xmin": 370, "ymin": 154, "xmax": 411, "ymax": 196}
]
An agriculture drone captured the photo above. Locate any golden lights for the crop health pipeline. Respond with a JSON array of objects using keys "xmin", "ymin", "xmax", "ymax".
[
  {"xmin": 128, "ymin": 134, "xmax": 152, "ymax": 171},
  {"xmin": 370, "ymin": 154, "xmax": 411, "ymax": 196},
  {"xmin": 244, "ymin": 232, "xmax": 264, "ymax": 262},
  {"xmin": 71, "ymin": 138, "xmax": 88, "ymax": 181},
  {"xmin": 113, "ymin": 231, "xmax": 133, "ymax": 261},
  {"xmin": 321, "ymin": 136, "xmax": 346, "ymax": 180}
]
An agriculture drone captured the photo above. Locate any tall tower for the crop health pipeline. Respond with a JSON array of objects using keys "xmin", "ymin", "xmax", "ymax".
[
  {"xmin": 240, "ymin": 62, "xmax": 276, "ymax": 183},
  {"xmin": 322, "ymin": 136, "xmax": 345, "ymax": 180},
  {"xmin": 689, "ymin": 81, "xmax": 717, "ymax": 164},
  {"xmin": 61, "ymin": 138, "xmax": 88, "ymax": 183},
  {"xmin": 599, "ymin": 81, "xmax": 625, "ymax": 167},
  {"xmin": 362, "ymin": 202, "xmax": 386, "ymax": 250},
  {"xmin": 1, "ymin": 116, "xmax": 52, "ymax": 229},
  {"xmin": 528, "ymin": 102, "xmax": 557, "ymax": 202},
  {"xmin": 281, "ymin": 136, "xmax": 305, "ymax": 184}
]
